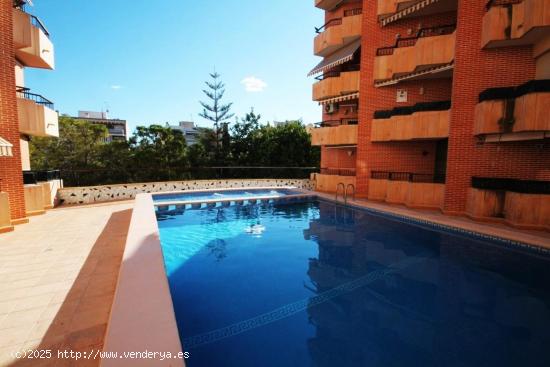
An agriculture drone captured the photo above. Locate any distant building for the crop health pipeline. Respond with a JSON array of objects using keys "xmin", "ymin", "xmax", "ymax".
[
  {"xmin": 167, "ymin": 121, "xmax": 200, "ymax": 145},
  {"xmin": 74, "ymin": 111, "xmax": 127, "ymax": 143}
]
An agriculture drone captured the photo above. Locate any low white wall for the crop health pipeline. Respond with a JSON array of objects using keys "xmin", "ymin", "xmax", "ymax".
[{"xmin": 58, "ymin": 179, "xmax": 315, "ymax": 205}]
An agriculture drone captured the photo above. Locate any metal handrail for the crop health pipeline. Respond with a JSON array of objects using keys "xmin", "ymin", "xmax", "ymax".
[
  {"xmin": 376, "ymin": 24, "xmax": 456, "ymax": 56},
  {"xmin": 315, "ymin": 18, "xmax": 343, "ymax": 33},
  {"xmin": 345, "ymin": 184, "xmax": 355, "ymax": 204},
  {"xmin": 371, "ymin": 171, "xmax": 446, "ymax": 184},
  {"xmin": 315, "ymin": 7, "xmax": 362, "ymax": 33},
  {"xmin": 335, "ymin": 182, "xmax": 346, "ymax": 203},
  {"xmin": 16, "ymin": 86, "xmax": 54, "ymax": 109}
]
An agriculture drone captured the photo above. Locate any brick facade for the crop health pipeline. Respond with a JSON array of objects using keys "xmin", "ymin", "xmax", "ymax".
[
  {"xmin": 313, "ymin": 0, "xmax": 549, "ymax": 218},
  {"xmin": 0, "ymin": 0, "xmax": 26, "ymax": 220}
]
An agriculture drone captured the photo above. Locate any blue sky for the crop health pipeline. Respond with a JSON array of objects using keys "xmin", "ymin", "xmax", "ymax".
[{"xmin": 25, "ymin": 0, "xmax": 324, "ymax": 134}]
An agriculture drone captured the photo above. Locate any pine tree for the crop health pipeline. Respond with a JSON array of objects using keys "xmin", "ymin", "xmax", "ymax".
[{"xmin": 199, "ymin": 72, "xmax": 234, "ymax": 163}]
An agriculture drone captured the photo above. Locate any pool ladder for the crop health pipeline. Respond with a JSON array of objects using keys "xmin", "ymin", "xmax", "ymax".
[{"xmin": 335, "ymin": 182, "xmax": 355, "ymax": 205}]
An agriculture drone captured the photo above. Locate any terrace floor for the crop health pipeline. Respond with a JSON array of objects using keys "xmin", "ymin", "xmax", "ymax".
[
  {"xmin": 0, "ymin": 201, "xmax": 133, "ymax": 367},
  {"xmin": 0, "ymin": 192, "xmax": 549, "ymax": 366}
]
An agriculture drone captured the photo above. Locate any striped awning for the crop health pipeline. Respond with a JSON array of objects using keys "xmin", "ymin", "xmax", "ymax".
[
  {"xmin": 375, "ymin": 62, "xmax": 454, "ymax": 87},
  {"xmin": 308, "ymin": 39, "xmax": 361, "ymax": 76},
  {"xmin": 318, "ymin": 92, "xmax": 360, "ymax": 105},
  {"xmin": 381, "ymin": 0, "xmax": 442, "ymax": 27},
  {"xmin": 0, "ymin": 137, "xmax": 13, "ymax": 157}
]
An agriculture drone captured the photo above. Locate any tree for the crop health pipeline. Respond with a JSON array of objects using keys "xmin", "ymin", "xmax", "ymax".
[
  {"xmin": 30, "ymin": 115, "xmax": 108, "ymax": 170},
  {"xmin": 199, "ymin": 72, "xmax": 234, "ymax": 163},
  {"xmin": 128, "ymin": 125, "xmax": 188, "ymax": 181},
  {"xmin": 231, "ymin": 109, "xmax": 261, "ymax": 165}
]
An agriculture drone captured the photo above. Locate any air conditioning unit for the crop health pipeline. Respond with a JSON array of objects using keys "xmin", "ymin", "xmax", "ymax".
[{"xmin": 325, "ymin": 103, "xmax": 337, "ymax": 114}]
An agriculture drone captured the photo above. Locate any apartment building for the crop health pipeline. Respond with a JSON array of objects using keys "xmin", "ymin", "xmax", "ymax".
[
  {"xmin": 74, "ymin": 111, "xmax": 128, "ymax": 143},
  {"xmin": 0, "ymin": 0, "xmax": 59, "ymax": 232},
  {"xmin": 167, "ymin": 121, "xmax": 200, "ymax": 145},
  {"xmin": 310, "ymin": 0, "xmax": 549, "ymax": 230}
]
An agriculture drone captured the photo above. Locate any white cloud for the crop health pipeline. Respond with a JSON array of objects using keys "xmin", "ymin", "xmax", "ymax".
[
  {"xmin": 241, "ymin": 76, "xmax": 267, "ymax": 92},
  {"xmin": 110, "ymin": 85, "xmax": 122, "ymax": 90}
]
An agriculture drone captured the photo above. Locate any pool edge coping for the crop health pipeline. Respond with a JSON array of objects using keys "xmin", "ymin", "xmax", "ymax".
[{"xmin": 101, "ymin": 193, "xmax": 185, "ymax": 367}]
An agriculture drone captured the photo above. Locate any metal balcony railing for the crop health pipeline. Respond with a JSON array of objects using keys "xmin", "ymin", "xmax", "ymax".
[
  {"xmin": 320, "ymin": 168, "xmax": 356, "ymax": 176},
  {"xmin": 376, "ymin": 24, "xmax": 456, "ymax": 56},
  {"xmin": 16, "ymin": 87, "xmax": 54, "ymax": 109},
  {"xmin": 23, "ymin": 170, "xmax": 61, "ymax": 185},
  {"xmin": 314, "ymin": 119, "xmax": 358, "ymax": 128},
  {"xmin": 315, "ymin": 7, "xmax": 362, "ymax": 34},
  {"xmin": 371, "ymin": 171, "xmax": 446, "ymax": 184}
]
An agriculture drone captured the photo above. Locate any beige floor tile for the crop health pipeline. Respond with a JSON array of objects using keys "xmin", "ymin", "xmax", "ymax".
[{"xmin": 0, "ymin": 307, "xmax": 48, "ymax": 331}]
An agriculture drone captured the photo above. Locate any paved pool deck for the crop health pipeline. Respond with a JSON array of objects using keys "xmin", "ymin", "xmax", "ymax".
[
  {"xmin": 0, "ymin": 192, "xmax": 549, "ymax": 366},
  {"xmin": 0, "ymin": 201, "xmax": 133, "ymax": 367}
]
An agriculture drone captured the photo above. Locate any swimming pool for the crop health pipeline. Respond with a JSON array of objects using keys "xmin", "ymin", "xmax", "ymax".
[
  {"xmin": 153, "ymin": 188, "xmax": 302, "ymax": 204},
  {"xmin": 156, "ymin": 199, "xmax": 550, "ymax": 367}
]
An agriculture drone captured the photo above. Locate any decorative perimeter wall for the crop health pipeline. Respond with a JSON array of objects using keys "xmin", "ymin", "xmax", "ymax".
[{"xmin": 58, "ymin": 179, "xmax": 316, "ymax": 205}]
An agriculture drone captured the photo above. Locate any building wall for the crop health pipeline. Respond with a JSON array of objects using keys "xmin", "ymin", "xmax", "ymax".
[
  {"xmin": 324, "ymin": 0, "xmax": 362, "ymax": 22},
  {"xmin": 320, "ymin": 147, "xmax": 357, "ymax": 169},
  {"xmin": 0, "ymin": 0, "xmax": 26, "ymax": 220},
  {"xmin": 356, "ymin": 6, "xmax": 457, "ymax": 197},
  {"xmin": 444, "ymin": 0, "xmax": 548, "ymax": 213}
]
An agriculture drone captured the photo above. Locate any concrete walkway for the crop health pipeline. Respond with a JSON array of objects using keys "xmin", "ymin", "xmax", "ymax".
[{"xmin": 0, "ymin": 201, "xmax": 132, "ymax": 367}]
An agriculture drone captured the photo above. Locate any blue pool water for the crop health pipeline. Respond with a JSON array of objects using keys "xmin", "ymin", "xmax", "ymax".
[
  {"xmin": 157, "ymin": 200, "xmax": 550, "ymax": 367},
  {"xmin": 153, "ymin": 189, "xmax": 300, "ymax": 203}
]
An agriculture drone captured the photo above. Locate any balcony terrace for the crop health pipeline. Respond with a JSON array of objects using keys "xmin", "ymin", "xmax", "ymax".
[
  {"xmin": 12, "ymin": 7, "xmax": 54, "ymax": 69},
  {"xmin": 378, "ymin": 0, "xmax": 458, "ymax": 27},
  {"xmin": 310, "ymin": 121, "xmax": 358, "ymax": 146},
  {"xmin": 466, "ymin": 177, "xmax": 550, "ymax": 230},
  {"xmin": 313, "ymin": 70, "xmax": 360, "ymax": 101},
  {"xmin": 314, "ymin": 9, "xmax": 362, "ymax": 56},
  {"xmin": 368, "ymin": 171, "xmax": 446, "ymax": 209},
  {"xmin": 474, "ymin": 80, "xmax": 550, "ymax": 141},
  {"xmin": 481, "ymin": 0, "xmax": 550, "ymax": 49},
  {"xmin": 371, "ymin": 101, "xmax": 450, "ymax": 142},
  {"xmin": 374, "ymin": 25, "xmax": 456, "ymax": 85},
  {"xmin": 16, "ymin": 87, "xmax": 59, "ymax": 138}
]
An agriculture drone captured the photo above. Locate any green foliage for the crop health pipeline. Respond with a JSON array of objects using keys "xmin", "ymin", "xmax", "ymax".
[
  {"xmin": 30, "ymin": 115, "xmax": 108, "ymax": 170},
  {"xmin": 30, "ymin": 111, "xmax": 320, "ymax": 185},
  {"xmin": 199, "ymin": 72, "xmax": 234, "ymax": 164}
]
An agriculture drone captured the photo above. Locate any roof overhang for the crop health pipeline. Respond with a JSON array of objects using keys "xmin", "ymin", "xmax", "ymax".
[
  {"xmin": 374, "ymin": 63, "xmax": 454, "ymax": 87},
  {"xmin": 318, "ymin": 92, "xmax": 360, "ymax": 105},
  {"xmin": 308, "ymin": 39, "xmax": 361, "ymax": 76},
  {"xmin": 0, "ymin": 137, "xmax": 13, "ymax": 157}
]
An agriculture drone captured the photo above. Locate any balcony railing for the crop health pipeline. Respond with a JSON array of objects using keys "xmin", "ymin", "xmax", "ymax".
[
  {"xmin": 472, "ymin": 177, "xmax": 550, "ymax": 194},
  {"xmin": 23, "ymin": 170, "xmax": 61, "ymax": 185},
  {"xmin": 315, "ymin": 18, "xmax": 343, "ymax": 34},
  {"xmin": 376, "ymin": 24, "xmax": 456, "ymax": 56},
  {"xmin": 320, "ymin": 168, "xmax": 356, "ymax": 176},
  {"xmin": 310, "ymin": 123, "xmax": 358, "ymax": 146},
  {"xmin": 468, "ymin": 177, "xmax": 550, "ymax": 229},
  {"xmin": 16, "ymin": 87, "xmax": 54, "ymax": 109},
  {"xmin": 374, "ymin": 25, "xmax": 456, "ymax": 82},
  {"xmin": 368, "ymin": 171, "xmax": 446, "ymax": 208},
  {"xmin": 314, "ymin": 11, "xmax": 362, "ymax": 56},
  {"xmin": 474, "ymin": 79, "xmax": 550, "ymax": 137},
  {"xmin": 314, "ymin": 119, "xmax": 358, "ymax": 128},
  {"xmin": 482, "ymin": 0, "xmax": 550, "ymax": 48},
  {"xmin": 371, "ymin": 171, "xmax": 446, "ymax": 183},
  {"xmin": 313, "ymin": 70, "xmax": 360, "ymax": 101},
  {"xmin": 371, "ymin": 101, "xmax": 451, "ymax": 141},
  {"xmin": 12, "ymin": 7, "xmax": 54, "ymax": 69},
  {"xmin": 485, "ymin": 0, "xmax": 523, "ymax": 10}
]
